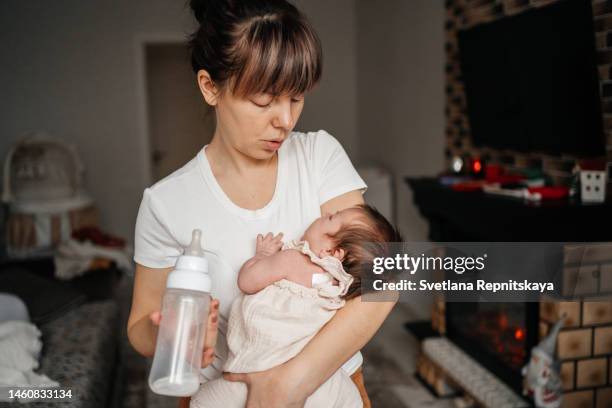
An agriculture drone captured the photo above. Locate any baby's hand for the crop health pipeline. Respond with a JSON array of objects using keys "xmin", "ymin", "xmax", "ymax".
[{"xmin": 256, "ymin": 232, "xmax": 284, "ymax": 257}]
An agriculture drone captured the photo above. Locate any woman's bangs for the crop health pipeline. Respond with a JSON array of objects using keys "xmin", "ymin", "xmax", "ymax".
[{"xmin": 231, "ymin": 19, "xmax": 322, "ymax": 97}]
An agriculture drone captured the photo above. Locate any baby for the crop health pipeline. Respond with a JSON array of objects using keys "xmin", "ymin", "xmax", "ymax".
[{"xmin": 191, "ymin": 204, "xmax": 401, "ymax": 408}]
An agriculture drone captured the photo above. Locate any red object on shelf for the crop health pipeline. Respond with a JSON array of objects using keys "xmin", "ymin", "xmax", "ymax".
[
  {"xmin": 514, "ymin": 328, "xmax": 525, "ymax": 341},
  {"xmin": 527, "ymin": 186, "xmax": 569, "ymax": 200},
  {"xmin": 495, "ymin": 175, "xmax": 525, "ymax": 185},
  {"xmin": 485, "ymin": 164, "xmax": 503, "ymax": 182},
  {"xmin": 484, "ymin": 164, "xmax": 525, "ymax": 184},
  {"xmin": 472, "ymin": 158, "xmax": 483, "ymax": 174},
  {"xmin": 72, "ymin": 227, "xmax": 126, "ymax": 249},
  {"xmin": 451, "ymin": 180, "xmax": 486, "ymax": 192}
]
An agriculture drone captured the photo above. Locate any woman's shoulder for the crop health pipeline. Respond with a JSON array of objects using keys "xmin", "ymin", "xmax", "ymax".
[
  {"xmin": 284, "ymin": 129, "xmax": 342, "ymax": 159},
  {"xmin": 287, "ymin": 129, "xmax": 338, "ymax": 147},
  {"xmin": 143, "ymin": 155, "xmax": 202, "ymax": 201}
]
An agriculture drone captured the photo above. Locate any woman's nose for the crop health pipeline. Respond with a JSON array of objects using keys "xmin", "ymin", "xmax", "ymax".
[{"xmin": 272, "ymin": 99, "xmax": 294, "ymax": 129}]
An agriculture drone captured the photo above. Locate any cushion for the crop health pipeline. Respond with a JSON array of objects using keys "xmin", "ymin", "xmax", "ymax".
[{"xmin": 0, "ymin": 267, "xmax": 86, "ymax": 325}]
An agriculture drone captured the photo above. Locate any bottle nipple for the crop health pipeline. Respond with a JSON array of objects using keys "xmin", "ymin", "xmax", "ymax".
[{"xmin": 185, "ymin": 229, "xmax": 205, "ymax": 257}]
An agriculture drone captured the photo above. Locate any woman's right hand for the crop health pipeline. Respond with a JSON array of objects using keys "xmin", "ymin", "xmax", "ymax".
[{"xmin": 149, "ymin": 298, "xmax": 220, "ymax": 368}]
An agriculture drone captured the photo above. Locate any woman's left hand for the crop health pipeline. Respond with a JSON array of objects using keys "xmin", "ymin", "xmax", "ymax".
[{"xmin": 223, "ymin": 363, "xmax": 308, "ymax": 408}]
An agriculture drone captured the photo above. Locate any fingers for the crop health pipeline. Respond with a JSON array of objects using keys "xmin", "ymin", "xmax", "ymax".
[
  {"xmin": 260, "ymin": 232, "xmax": 283, "ymax": 238},
  {"xmin": 201, "ymin": 347, "xmax": 215, "ymax": 367},
  {"xmin": 256, "ymin": 232, "xmax": 284, "ymax": 256},
  {"xmin": 205, "ymin": 300, "xmax": 219, "ymax": 349},
  {"xmin": 258, "ymin": 232, "xmax": 284, "ymax": 242},
  {"xmin": 273, "ymin": 233, "xmax": 283, "ymax": 249},
  {"xmin": 201, "ymin": 298, "xmax": 219, "ymax": 368},
  {"xmin": 223, "ymin": 372, "xmax": 248, "ymax": 383}
]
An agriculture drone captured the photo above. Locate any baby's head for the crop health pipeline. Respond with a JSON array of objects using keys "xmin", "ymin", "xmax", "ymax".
[{"xmin": 302, "ymin": 204, "xmax": 402, "ymax": 299}]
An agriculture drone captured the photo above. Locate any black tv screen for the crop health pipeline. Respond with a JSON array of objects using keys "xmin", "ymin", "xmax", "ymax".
[{"xmin": 457, "ymin": 0, "xmax": 605, "ymax": 157}]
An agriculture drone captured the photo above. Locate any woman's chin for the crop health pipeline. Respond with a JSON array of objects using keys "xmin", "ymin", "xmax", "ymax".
[{"xmin": 252, "ymin": 148, "xmax": 278, "ymax": 160}]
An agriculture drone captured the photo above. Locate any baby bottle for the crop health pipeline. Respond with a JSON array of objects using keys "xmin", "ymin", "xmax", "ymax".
[{"xmin": 148, "ymin": 229, "xmax": 211, "ymax": 396}]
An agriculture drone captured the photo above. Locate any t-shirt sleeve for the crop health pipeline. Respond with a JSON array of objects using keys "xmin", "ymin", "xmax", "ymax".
[
  {"xmin": 311, "ymin": 130, "xmax": 367, "ymax": 205},
  {"xmin": 133, "ymin": 188, "xmax": 182, "ymax": 268}
]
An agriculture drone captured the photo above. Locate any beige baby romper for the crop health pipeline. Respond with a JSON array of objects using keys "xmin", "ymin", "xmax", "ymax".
[{"xmin": 190, "ymin": 240, "xmax": 363, "ymax": 408}]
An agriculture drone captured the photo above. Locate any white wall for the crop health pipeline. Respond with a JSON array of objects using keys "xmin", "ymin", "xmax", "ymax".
[
  {"xmin": 356, "ymin": 0, "xmax": 445, "ymax": 239},
  {"xmin": 293, "ymin": 0, "xmax": 359, "ymax": 158},
  {"xmin": 0, "ymin": 1, "xmax": 359, "ymax": 242},
  {"xmin": 0, "ymin": 1, "xmax": 193, "ymax": 242},
  {"xmin": 355, "ymin": 0, "xmax": 446, "ymax": 317}
]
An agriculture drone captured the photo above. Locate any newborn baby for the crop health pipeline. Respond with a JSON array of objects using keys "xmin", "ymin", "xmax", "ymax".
[{"xmin": 191, "ymin": 204, "xmax": 401, "ymax": 408}]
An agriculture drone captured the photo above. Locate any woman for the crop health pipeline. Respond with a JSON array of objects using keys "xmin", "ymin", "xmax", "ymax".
[{"xmin": 127, "ymin": 0, "xmax": 397, "ymax": 407}]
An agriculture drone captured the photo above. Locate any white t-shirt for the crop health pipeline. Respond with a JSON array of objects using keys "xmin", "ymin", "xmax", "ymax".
[{"xmin": 134, "ymin": 129, "xmax": 367, "ymax": 380}]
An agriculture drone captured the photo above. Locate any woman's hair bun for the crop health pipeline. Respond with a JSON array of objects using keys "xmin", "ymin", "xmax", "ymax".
[{"xmin": 189, "ymin": 0, "xmax": 230, "ymax": 24}]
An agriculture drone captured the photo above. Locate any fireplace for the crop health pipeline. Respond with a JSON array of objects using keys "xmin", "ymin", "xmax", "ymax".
[
  {"xmin": 446, "ymin": 302, "xmax": 539, "ymax": 393},
  {"xmin": 408, "ymin": 178, "xmax": 612, "ymax": 406}
]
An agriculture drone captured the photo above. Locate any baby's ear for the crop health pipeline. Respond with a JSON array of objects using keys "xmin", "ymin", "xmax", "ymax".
[{"xmin": 332, "ymin": 248, "xmax": 345, "ymax": 261}]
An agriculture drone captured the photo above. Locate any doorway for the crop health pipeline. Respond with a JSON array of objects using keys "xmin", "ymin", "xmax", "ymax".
[{"xmin": 145, "ymin": 43, "xmax": 215, "ymax": 182}]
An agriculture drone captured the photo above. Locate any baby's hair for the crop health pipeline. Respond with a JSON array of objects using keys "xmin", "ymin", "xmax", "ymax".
[{"xmin": 328, "ymin": 204, "xmax": 403, "ymax": 300}]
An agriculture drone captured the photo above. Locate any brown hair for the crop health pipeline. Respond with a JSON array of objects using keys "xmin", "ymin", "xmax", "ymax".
[
  {"xmin": 329, "ymin": 204, "xmax": 403, "ymax": 300},
  {"xmin": 188, "ymin": 0, "xmax": 322, "ymax": 97}
]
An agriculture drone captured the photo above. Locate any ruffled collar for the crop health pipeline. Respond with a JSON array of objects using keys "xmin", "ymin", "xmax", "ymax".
[{"xmin": 282, "ymin": 240, "xmax": 354, "ymax": 298}]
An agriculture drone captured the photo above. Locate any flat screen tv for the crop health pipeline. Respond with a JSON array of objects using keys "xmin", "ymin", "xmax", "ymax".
[{"xmin": 457, "ymin": 0, "xmax": 605, "ymax": 157}]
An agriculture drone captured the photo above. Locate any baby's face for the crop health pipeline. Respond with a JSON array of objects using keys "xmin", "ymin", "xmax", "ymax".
[{"xmin": 302, "ymin": 207, "xmax": 364, "ymax": 259}]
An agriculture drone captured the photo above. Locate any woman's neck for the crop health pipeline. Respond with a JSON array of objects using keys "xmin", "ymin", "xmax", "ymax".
[{"xmin": 206, "ymin": 131, "xmax": 276, "ymax": 177}]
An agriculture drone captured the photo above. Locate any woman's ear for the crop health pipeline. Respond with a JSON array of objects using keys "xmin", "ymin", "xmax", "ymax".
[{"xmin": 197, "ymin": 70, "xmax": 220, "ymax": 106}]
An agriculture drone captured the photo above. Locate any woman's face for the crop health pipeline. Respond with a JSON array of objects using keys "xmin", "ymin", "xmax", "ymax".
[{"xmin": 215, "ymin": 88, "xmax": 305, "ymax": 160}]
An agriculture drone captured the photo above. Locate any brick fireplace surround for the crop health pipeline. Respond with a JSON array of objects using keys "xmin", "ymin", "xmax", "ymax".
[{"xmin": 424, "ymin": 244, "xmax": 612, "ymax": 408}]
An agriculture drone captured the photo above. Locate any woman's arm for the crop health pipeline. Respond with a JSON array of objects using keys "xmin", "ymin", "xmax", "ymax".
[
  {"xmin": 286, "ymin": 291, "xmax": 397, "ymax": 395},
  {"xmin": 320, "ymin": 189, "xmax": 365, "ymax": 216},
  {"xmin": 225, "ymin": 190, "xmax": 398, "ymax": 406},
  {"xmin": 127, "ymin": 264, "xmax": 172, "ymax": 357},
  {"xmin": 287, "ymin": 189, "xmax": 397, "ymax": 393}
]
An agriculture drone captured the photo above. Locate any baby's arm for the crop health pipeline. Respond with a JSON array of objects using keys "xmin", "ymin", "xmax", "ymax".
[{"xmin": 238, "ymin": 233, "xmax": 316, "ymax": 294}]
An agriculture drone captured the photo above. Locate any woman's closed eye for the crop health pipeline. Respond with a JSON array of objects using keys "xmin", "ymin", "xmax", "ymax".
[
  {"xmin": 250, "ymin": 93, "xmax": 303, "ymax": 108},
  {"xmin": 251, "ymin": 99, "xmax": 273, "ymax": 108},
  {"xmin": 250, "ymin": 94, "xmax": 274, "ymax": 108}
]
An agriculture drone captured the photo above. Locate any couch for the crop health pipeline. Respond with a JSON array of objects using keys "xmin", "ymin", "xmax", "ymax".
[{"xmin": 0, "ymin": 258, "xmax": 125, "ymax": 408}]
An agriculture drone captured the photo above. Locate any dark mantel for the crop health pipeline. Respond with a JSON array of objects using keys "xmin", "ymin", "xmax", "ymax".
[{"xmin": 406, "ymin": 177, "xmax": 612, "ymax": 242}]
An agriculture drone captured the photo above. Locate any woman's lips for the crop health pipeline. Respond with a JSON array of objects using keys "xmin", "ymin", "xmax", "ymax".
[{"xmin": 263, "ymin": 140, "xmax": 283, "ymax": 151}]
